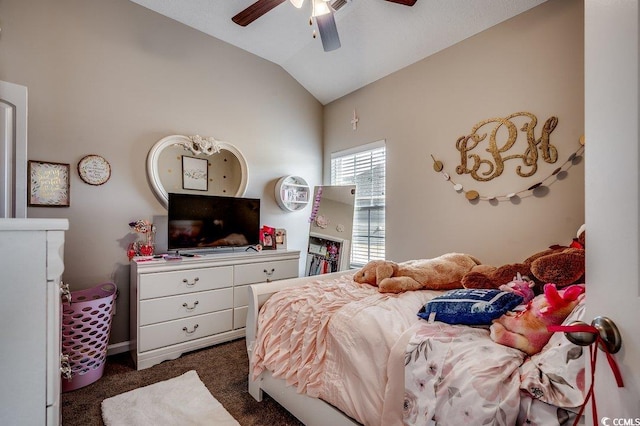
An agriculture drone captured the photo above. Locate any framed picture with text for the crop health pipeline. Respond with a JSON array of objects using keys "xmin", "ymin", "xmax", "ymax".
[
  {"xmin": 27, "ymin": 160, "xmax": 70, "ymax": 207},
  {"xmin": 182, "ymin": 156, "xmax": 208, "ymax": 191}
]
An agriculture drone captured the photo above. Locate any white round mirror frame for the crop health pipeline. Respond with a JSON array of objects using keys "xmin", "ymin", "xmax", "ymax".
[{"xmin": 146, "ymin": 134, "xmax": 249, "ymax": 209}]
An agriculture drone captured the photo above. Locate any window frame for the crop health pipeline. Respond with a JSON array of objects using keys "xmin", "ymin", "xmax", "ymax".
[{"xmin": 330, "ymin": 140, "xmax": 386, "ymax": 267}]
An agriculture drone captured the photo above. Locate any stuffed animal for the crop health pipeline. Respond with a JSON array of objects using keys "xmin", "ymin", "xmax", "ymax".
[
  {"xmin": 528, "ymin": 247, "xmax": 585, "ymax": 287},
  {"xmin": 489, "ymin": 283, "xmax": 585, "ymax": 355},
  {"xmin": 353, "ymin": 253, "xmax": 481, "ymax": 293},
  {"xmin": 461, "ymin": 263, "xmax": 533, "ymax": 290},
  {"xmin": 462, "ymin": 226, "xmax": 586, "ymax": 291},
  {"xmin": 499, "ymin": 273, "xmax": 536, "ymax": 304}
]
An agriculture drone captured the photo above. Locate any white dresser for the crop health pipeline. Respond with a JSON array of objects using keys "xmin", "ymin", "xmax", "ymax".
[
  {"xmin": 130, "ymin": 249, "xmax": 300, "ymax": 370},
  {"xmin": 0, "ymin": 218, "xmax": 68, "ymax": 426}
]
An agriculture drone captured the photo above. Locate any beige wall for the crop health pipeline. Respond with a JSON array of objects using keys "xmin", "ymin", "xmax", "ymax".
[
  {"xmin": 324, "ymin": 0, "xmax": 584, "ymax": 266},
  {"xmin": 0, "ymin": 0, "xmax": 584, "ymax": 347},
  {"xmin": 0, "ymin": 0, "xmax": 323, "ymax": 344}
]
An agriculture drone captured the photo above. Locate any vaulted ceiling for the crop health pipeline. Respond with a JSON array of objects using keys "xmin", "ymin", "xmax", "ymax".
[{"xmin": 129, "ymin": 0, "xmax": 548, "ymax": 105}]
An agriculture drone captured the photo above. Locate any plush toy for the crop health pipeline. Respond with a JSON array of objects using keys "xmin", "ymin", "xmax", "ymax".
[
  {"xmin": 353, "ymin": 253, "xmax": 481, "ymax": 293},
  {"xmin": 462, "ymin": 226, "xmax": 586, "ymax": 291},
  {"xmin": 461, "ymin": 263, "xmax": 533, "ymax": 290},
  {"xmin": 489, "ymin": 283, "xmax": 585, "ymax": 355},
  {"xmin": 499, "ymin": 273, "xmax": 536, "ymax": 304},
  {"xmin": 528, "ymin": 247, "xmax": 585, "ymax": 287}
]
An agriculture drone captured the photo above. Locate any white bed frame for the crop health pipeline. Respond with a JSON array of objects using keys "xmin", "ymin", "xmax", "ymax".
[{"xmin": 246, "ymin": 271, "xmax": 361, "ymax": 426}]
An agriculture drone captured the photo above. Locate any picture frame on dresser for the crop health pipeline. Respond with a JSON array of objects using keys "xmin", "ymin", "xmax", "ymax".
[
  {"xmin": 260, "ymin": 226, "xmax": 276, "ymax": 250},
  {"xmin": 275, "ymin": 228, "xmax": 287, "ymax": 249}
]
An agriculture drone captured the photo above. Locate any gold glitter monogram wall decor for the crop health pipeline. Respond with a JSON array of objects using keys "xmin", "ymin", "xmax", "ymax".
[
  {"xmin": 430, "ymin": 112, "xmax": 585, "ymax": 202},
  {"xmin": 456, "ymin": 112, "xmax": 558, "ymax": 182}
]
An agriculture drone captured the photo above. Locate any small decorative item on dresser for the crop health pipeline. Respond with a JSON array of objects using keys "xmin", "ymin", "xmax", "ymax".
[
  {"xmin": 275, "ymin": 228, "xmax": 287, "ymax": 249},
  {"xmin": 260, "ymin": 225, "xmax": 276, "ymax": 250},
  {"xmin": 128, "ymin": 219, "xmax": 156, "ymax": 259}
]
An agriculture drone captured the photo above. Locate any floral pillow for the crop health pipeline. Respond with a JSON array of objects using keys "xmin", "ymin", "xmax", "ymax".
[
  {"xmin": 417, "ymin": 288, "xmax": 523, "ymax": 325},
  {"xmin": 519, "ymin": 300, "xmax": 586, "ymax": 408}
]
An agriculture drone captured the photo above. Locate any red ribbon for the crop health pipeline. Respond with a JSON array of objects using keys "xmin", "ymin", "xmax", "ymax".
[{"xmin": 547, "ymin": 323, "xmax": 624, "ymax": 426}]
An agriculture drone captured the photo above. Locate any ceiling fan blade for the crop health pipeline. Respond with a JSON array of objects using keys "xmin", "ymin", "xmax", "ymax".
[
  {"xmin": 232, "ymin": 0, "xmax": 287, "ymax": 26},
  {"xmin": 385, "ymin": 0, "xmax": 417, "ymax": 6},
  {"xmin": 316, "ymin": 11, "xmax": 341, "ymax": 52}
]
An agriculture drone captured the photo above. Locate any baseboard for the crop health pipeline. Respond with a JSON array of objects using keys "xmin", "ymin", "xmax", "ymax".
[{"xmin": 107, "ymin": 341, "xmax": 131, "ymax": 356}]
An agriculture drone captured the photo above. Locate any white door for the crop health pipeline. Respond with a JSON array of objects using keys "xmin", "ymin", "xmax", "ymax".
[
  {"xmin": 0, "ymin": 80, "xmax": 28, "ymax": 218},
  {"xmin": 585, "ymin": 0, "xmax": 640, "ymax": 421}
]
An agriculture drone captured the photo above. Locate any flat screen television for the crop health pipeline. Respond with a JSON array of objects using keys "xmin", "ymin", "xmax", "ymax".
[{"xmin": 167, "ymin": 193, "xmax": 260, "ymax": 252}]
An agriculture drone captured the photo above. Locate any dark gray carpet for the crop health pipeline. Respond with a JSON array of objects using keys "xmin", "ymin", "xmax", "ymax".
[{"xmin": 61, "ymin": 338, "xmax": 303, "ymax": 425}]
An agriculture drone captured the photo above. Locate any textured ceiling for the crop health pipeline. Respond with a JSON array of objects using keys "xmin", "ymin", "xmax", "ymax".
[{"xmin": 129, "ymin": 0, "xmax": 547, "ymax": 105}]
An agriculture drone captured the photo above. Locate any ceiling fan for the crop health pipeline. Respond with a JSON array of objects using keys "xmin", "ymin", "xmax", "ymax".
[{"xmin": 232, "ymin": 0, "xmax": 417, "ymax": 52}]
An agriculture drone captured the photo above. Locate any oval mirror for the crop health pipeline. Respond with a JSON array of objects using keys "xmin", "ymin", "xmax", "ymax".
[{"xmin": 146, "ymin": 135, "xmax": 249, "ymax": 209}]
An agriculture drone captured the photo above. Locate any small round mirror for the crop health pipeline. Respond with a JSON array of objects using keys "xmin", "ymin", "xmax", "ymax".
[{"xmin": 146, "ymin": 135, "xmax": 249, "ymax": 209}]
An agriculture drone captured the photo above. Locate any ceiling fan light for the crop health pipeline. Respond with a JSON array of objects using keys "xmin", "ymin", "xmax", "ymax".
[
  {"xmin": 312, "ymin": 0, "xmax": 331, "ymax": 16},
  {"xmin": 289, "ymin": 0, "xmax": 304, "ymax": 8}
]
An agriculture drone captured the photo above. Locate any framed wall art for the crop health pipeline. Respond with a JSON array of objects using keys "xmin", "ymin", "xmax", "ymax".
[
  {"xmin": 182, "ymin": 156, "xmax": 208, "ymax": 191},
  {"xmin": 78, "ymin": 154, "xmax": 111, "ymax": 185},
  {"xmin": 27, "ymin": 160, "xmax": 70, "ymax": 207}
]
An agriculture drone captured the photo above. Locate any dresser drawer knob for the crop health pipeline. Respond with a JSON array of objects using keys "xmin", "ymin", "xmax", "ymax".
[
  {"xmin": 263, "ymin": 268, "xmax": 275, "ymax": 276},
  {"xmin": 182, "ymin": 324, "xmax": 199, "ymax": 334},
  {"xmin": 182, "ymin": 277, "xmax": 200, "ymax": 286},
  {"xmin": 182, "ymin": 301, "xmax": 199, "ymax": 311}
]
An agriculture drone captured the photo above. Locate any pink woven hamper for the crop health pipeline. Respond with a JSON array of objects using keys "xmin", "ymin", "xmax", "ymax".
[{"xmin": 61, "ymin": 282, "xmax": 117, "ymax": 392}]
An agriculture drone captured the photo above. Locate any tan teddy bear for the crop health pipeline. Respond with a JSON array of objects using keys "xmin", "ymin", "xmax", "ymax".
[{"xmin": 353, "ymin": 253, "xmax": 481, "ymax": 293}]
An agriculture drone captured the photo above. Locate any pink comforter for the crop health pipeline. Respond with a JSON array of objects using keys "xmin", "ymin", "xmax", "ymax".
[{"xmin": 251, "ymin": 274, "xmax": 439, "ymax": 426}]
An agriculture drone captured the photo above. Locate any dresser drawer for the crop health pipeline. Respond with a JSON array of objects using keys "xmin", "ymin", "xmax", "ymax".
[
  {"xmin": 139, "ymin": 310, "xmax": 233, "ymax": 352},
  {"xmin": 233, "ymin": 285, "xmax": 250, "ymax": 309},
  {"xmin": 234, "ymin": 306, "xmax": 248, "ymax": 330},
  {"xmin": 234, "ymin": 259, "xmax": 298, "ymax": 285},
  {"xmin": 139, "ymin": 266, "xmax": 233, "ymax": 299},
  {"xmin": 139, "ymin": 288, "xmax": 233, "ymax": 326}
]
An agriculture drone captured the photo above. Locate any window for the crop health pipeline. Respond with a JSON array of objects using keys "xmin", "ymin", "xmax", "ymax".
[{"xmin": 331, "ymin": 141, "xmax": 385, "ymax": 267}]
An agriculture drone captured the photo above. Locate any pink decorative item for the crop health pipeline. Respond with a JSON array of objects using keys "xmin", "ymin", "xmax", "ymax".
[
  {"xmin": 490, "ymin": 283, "xmax": 585, "ymax": 356},
  {"xmin": 498, "ymin": 273, "xmax": 535, "ymax": 304},
  {"xmin": 61, "ymin": 282, "xmax": 117, "ymax": 392},
  {"xmin": 127, "ymin": 219, "xmax": 156, "ymax": 258}
]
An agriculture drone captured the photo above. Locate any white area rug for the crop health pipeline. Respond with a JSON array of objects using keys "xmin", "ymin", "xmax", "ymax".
[{"xmin": 101, "ymin": 370, "xmax": 240, "ymax": 425}]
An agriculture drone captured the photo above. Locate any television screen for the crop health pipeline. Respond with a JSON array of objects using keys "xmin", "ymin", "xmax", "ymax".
[{"xmin": 168, "ymin": 193, "xmax": 260, "ymax": 252}]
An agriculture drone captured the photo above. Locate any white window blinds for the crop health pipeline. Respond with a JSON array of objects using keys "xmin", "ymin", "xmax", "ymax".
[{"xmin": 331, "ymin": 141, "xmax": 385, "ymax": 267}]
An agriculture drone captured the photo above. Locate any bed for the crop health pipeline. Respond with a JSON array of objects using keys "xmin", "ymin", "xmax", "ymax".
[{"xmin": 246, "ymin": 270, "xmax": 586, "ymax": 426}]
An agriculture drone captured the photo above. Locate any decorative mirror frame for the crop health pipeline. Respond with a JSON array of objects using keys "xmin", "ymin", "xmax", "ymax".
[{"xmin": 146, "ymin": 134, "xmax": 249, "ymax": 209}]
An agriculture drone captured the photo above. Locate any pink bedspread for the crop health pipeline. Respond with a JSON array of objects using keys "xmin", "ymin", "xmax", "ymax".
[{"xmin": 251, "ymin": 274, "xmax": 440, "ymax": 426}]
